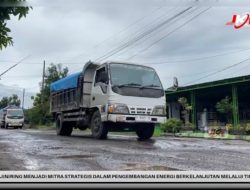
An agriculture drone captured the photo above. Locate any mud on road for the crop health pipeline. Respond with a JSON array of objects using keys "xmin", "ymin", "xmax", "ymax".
[{"xmin": 0, "ymin": 128, "xmax": 250, "ymax": 171}]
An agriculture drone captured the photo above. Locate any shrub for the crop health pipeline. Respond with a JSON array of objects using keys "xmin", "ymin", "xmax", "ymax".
[
  {"xmin": 226, "ymin": 124, "xmax": 246, "ymax": 135},
  {"xmin": 245, "ymin": 123, "xmax": 250, "ymax": 134},
  {"xmin": 160, "ymin": 118, "xmax": 183, "ymax": 133},
  {"xmin": 225, "ymin": 123, "xmax": 233, "ymax": 133}
]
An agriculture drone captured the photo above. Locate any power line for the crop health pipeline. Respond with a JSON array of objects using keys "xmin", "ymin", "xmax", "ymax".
[
  {"xmin": 0, "ymin": 55, "xmax": 30, "ymax": 79},
  {"xmin": 93, "ymin": 7, "xmax": 167, "ymax": 48},
  {"xmin": 108, "ymin": 7, "xmax": 179, "ymax": 55},
  {"xmin": 3, "ymin": 75, "xmax": 41, "ymax": 78},
  {"xmin": 2, "ymin": 47, "xmax": 249, "ymax": 67},
  {"xmin": 126, "ymin": 7, "xmax": 211, "ymax": 61},
  {"xmin": 183, "ymin": 57, "xmax": 250, "ymax": 86},
  {"xmin": 66, "ymin": 1, "xmax": 168, "ymax": 62},
  {"xmin": 94, "ymin": 6, "xmax": 193, "ymax": 62},
  {"xmin": 141, "ymin": 48, "xmax": 250, "ymax": 65},
  {"xmin": 95, "ymin": 6, "xmax": 192, "ymax": 62},
  {"xmin": 114, "ymin": 7, "xmax": 199, "ymax": 59}
]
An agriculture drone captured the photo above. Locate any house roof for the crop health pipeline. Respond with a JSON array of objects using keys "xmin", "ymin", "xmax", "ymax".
[{"xmin": 166, "ymin": 75, "xmax": 250, "ymax": 95}]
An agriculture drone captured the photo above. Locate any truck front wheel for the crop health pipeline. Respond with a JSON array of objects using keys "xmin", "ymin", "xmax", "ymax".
[
  {"xmin": 56, "ymin": 115, "xmax": 72, "ymax": 136},
  {"xmin": 90, "ymin": 111, "xmax": 108, "ymax": 139},
  {"xmin": 136, "ymin": 124, "xmax": 155, "ymax": 140}
]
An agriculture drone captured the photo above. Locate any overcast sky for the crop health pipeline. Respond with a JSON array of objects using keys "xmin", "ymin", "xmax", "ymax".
[{"xmin": 1, "ymin": 0, "xmax": 250, "ymax": 107}]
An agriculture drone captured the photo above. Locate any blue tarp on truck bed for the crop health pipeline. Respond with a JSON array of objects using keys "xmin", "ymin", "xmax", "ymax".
[{"xmin": 50, "ymin": 72, "xmax": 81, "ymax": 92}]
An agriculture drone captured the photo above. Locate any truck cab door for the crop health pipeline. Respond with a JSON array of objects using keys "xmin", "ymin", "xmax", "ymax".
[{"xmin": 91, "ymin": 66, "xmax": 109, "ymax": 119}]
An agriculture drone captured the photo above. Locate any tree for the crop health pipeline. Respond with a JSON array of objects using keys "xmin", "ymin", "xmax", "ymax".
[
  {"xmin": 0, "ymin": 0, "xmax": 31, "ymax": 50},
  {"xmin": 26, "ymin": 63, "xmax": 68, "ymax": 125},
  {"xmin": 32, "ymin": 64, "xmax": 68, "ymax": 106},
  {"xmin": 0, "ymin": 94, "xmax": 21, "ymax": 108},
  {"xmin": 215, "ymin": 96, "xmax": 233, "ymax": 123},
  {"xmin": 178, "ymin": 97, "xmax": 192, "ymax": 125}
]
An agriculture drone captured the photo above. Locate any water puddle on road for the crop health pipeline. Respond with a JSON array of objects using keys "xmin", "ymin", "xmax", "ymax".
[
  {"xmin": 24, "ymin": 159, "xmax": 40, "ymax": 170},
  {"xmin": 122, "ymin": 163, "xmax": 179, "ymax": 171}
]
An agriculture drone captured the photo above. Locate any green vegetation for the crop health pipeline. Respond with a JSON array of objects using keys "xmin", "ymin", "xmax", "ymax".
[
  {"xmin": 245, "ymin": 123, "xmax": 250, "ymax": 135},
  {"xmin": 0, "ymin": 94, "xmax": 21, "ymax": 108},
  {"xmin": 0, "ymin": 0, "xmax": 31, "ymax": 50},
  {"xmin": 216, "ymin": 96, "xmax": 233, "ymax": 123},
  {"xmin": 178, "ymin": 97, "xmax": 192, "ymax": 111},
  {"xmin": 25, "ymin": 64, "xmax": 68, "ymax": 126},
  {"xmin": 153, "ymin": 125, "xmax": 161, "ymax": 137},
  {"xmin": 178, "ymin": 97, "xmax": 192, "ymax": 126},
  {"xmin": 160, "ymin": 118, "xmax": 183, "ymax": 133}
]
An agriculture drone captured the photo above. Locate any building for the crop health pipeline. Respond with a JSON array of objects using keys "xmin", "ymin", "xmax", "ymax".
[{"xmin": 165, "ymin": 75, "xmax": 250, "ymax": 131}]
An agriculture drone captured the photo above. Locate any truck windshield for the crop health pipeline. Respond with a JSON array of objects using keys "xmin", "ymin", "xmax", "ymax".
[
  {"xmin": 7, "ymin": 110, "xmax": 24, "ymax": 117},
  {"xmin": 109, "ymin": 63, "xmax": 164, "ymax": 98},
  {"xmin": 110, "ymin": 63, "xmax": 163, "ymax": 89}
]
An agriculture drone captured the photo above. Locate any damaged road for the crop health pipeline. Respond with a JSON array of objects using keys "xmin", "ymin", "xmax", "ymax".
[{"xmin": 0, "ymin": 128, "xmax": 250, "ymax": 171}]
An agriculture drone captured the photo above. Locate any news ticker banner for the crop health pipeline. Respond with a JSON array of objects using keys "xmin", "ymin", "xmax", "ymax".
[{"xmin": 0, "ymin": 171, "xmax": 250, "ymax": 183}]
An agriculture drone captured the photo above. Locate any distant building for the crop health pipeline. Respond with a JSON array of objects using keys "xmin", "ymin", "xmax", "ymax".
[{"xmin": 165, "ymin": 75, "xmax": 250, "ymax": 130}]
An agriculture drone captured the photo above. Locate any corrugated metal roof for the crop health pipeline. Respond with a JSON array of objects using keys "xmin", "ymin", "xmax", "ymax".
[{"xmin": 166, "ymin": 75, "xmax": 250, "ymax": 94}]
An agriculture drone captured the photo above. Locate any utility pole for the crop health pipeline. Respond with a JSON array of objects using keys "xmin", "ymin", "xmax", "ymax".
[
  {"xmin": 22, "ymin": 88, "xmax": 25, "ymax": 109},
  {"xmin": 41, "ymin": 60, "xmax": 46, "ymax": 104}
]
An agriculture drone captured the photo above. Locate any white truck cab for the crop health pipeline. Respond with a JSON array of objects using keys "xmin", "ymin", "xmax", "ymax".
[
  {"xmin": 91, "ymin": 62, "xmax": 166, "ymax": 124},
  {"xmin": 0, "ymin": 107, "xmax": 24, "ymax": 129}
]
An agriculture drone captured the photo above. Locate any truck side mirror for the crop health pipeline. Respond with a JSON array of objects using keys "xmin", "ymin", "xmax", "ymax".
[{"xmin": 173, "ymin": 77, "xmax": 178, "ymax": 88}]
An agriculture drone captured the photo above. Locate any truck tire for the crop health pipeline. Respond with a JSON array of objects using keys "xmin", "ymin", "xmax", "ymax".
[
  {"xmin": 90, "ymin": 111, "xmax": 108, "ymax": 139},
  {"xmin": 56, "ymin": 115, "xmax": 72, "ymax": 136},
  {"xmin": 136, "ymin": 124, "xmax": 155, "ymax": 140}
]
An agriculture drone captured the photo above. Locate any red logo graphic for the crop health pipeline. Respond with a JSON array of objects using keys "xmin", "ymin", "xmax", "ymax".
[{"xmin": 226, "ymin": 13, "xmax": 250, "ymax": 29}]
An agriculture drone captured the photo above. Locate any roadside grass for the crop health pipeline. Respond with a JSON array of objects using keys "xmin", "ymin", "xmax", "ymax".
[
  {"xmin": 24, "ymin": 123, "xmax": 56, "ymax": 130},
  {"xmin": 162, "ymin": 131, "xmax": 250, "ymax": 140},
  {"xmin": 153, "ymin": 126, "xmax": 162, "ymax": 137}
]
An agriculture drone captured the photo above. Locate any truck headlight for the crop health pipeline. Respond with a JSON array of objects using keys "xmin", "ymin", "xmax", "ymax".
[
  {"xmin": 152, "ymin": 106, "xmax": 166, "ymax": 116},
  {"xmin": 108, "ymin": 104, "xmax": 129, "ymax": 114}
]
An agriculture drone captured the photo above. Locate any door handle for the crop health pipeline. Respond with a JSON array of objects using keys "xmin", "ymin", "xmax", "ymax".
[{"xmin": 92, "ymin": 96, "xmax": 95, "ymax": 101}]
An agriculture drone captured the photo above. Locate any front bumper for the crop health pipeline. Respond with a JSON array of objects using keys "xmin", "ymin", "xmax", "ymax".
[
  {"xmin": 6, "ymin": 121, "xmax": 23, "ymax": 126},
  {"xmin": 108, "ymin": 114, "xmax": 166, "ymax": 123},
  {"xmin": 7, "ymin": 123, "xmax": 23, "ymax": 126}
]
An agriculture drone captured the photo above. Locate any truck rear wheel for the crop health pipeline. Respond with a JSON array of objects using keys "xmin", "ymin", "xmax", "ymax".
[
  {"xmin": 56, "ymin": 115, "xmax": 72, "ymax": 136},
  {"xmin": 91, "ymin": 111, "xmax": 108, "ymax": 139},
  {"xmin": 136, "ymin": 124, "xmax": 155, "ymax": 140}
]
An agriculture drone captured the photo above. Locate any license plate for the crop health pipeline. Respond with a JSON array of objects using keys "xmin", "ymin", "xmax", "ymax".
[{"xmin": 137, "ymin": 116, "xmax": 150, "ymax": 121}]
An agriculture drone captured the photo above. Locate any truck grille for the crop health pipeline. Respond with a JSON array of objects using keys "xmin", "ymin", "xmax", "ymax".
[{"xmin": 129, "ymin": 107, "xmax": 152, "ymax": 115}]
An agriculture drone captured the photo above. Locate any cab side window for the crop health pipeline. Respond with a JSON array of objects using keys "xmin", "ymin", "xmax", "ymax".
[
  {"xmin": 94, "ymin": 67, "xmax": 108, "ymax": 94},
  {"xmin": 95, "ymin": 67, "xmax": 108, "ymax": 85}
]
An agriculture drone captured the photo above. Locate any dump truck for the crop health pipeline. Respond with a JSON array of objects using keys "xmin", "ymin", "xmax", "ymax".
[
  {"xmin": 50, "ymin": 61, "xmax": 166, "ymax": 139},
  {"xmin": 0, "ymin": 105, "xmax": 24, "ymax": 129}
]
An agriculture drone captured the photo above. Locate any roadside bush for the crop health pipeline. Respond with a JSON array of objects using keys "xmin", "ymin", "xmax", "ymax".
[
  {"xmin": 225, "ymin": 123, "xmax": 233, "ymax": 134},
  {"xmin": 160, "ymin": 118, "xmax": 183, "ymax": 133},
  {"xmin": 226, "ymin": 124, "xmax": 246, "ymax": 135},
  {"xmin": 245, "ymin": 123, "xmax": 250, "ymax": 135}
]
